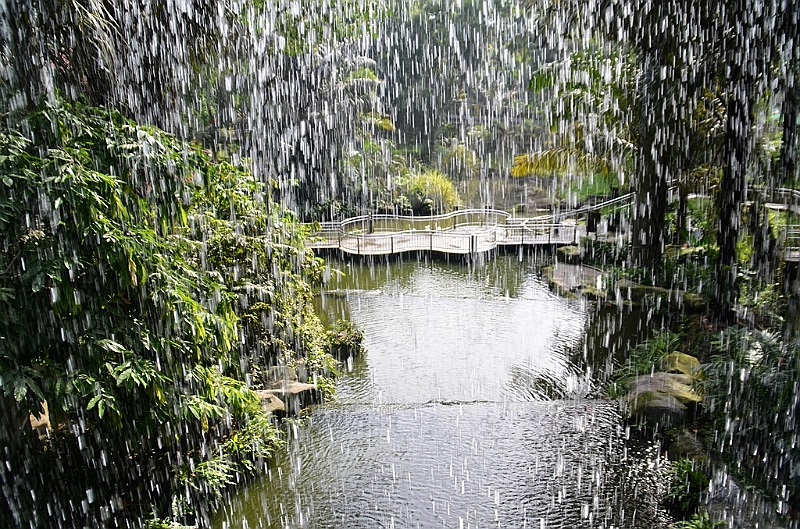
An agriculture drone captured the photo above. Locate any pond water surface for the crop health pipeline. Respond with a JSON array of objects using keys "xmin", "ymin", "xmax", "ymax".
[{"xmin": 213, "ymin": 254, "xmax": 669, "ymax": 529}]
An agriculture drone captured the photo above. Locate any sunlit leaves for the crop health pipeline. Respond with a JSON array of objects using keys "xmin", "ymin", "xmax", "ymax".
[
  {"xmin": 510, "ymin": 149, "xmax": 613, "ymax": 178},
  {"xmin": 364, "ymin": 112, "xmax": 396, "ymax": 131},
  {"xmin": 402, "ymin": 169, "xmax": 460, "ymax": 215}
]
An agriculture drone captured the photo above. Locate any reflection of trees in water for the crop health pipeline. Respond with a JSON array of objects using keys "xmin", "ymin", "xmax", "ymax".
[
  {"xmin": 317, "ymin": 254, "xmax": 543, "ymax": 300},
  {"xmin": 575, "ymin": 302, "xmax": 675, "ymax": 383}
]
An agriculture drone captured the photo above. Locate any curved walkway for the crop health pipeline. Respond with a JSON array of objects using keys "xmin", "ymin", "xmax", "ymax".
[
  {"xmin": 311, "ymin": 224, "xmax": 582, "ymax": 256},
  {"xmin": 305, "ymin": 189, "xmax": 800, "ymax": 258},
  {"xmin": 306, "ymin": 208, "xmax": 583, "ymax": 256}
]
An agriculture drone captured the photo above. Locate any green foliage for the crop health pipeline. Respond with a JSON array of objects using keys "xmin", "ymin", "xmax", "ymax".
[
  {"xmin": 0, "ymin": 100, "xmax": 337, "ymax": 527},
  {"xmin": 402, "ymin": 169, "xmax": 460, "ymax": 215},
  {"xmin": 686, "ymin": 197, "xmax": 718, "ymax": 249},
  {"xmin": 327, "ymin": 320, "xmax": 366, "ymax": 358},
  {"xmin": 439, "ymin": 141, "xmax": 481, "ymax": 179},
  {"xmin": 510, "ymin": 150, "xmax": 612, "ymax": 179},
  {"xmin": 346, "ymin": 68, "xmax": 381, "ymax": 82},
  {"xmin": 571, "ymin": 172, "xmax": 618, "ymax": 201},
  {"xmin": 583, "ymin": 239, "xmax": 631, "ymax": 268},
  {"xmin": 672, "ymin": 511, "xmax": 724, "ymax": 529},
  {"xmin": 364, "ymin": 112, "xmax": 396, "ymax": 131},
  {"xmin": 145, "ymin": 519, "xmax": 196, "ymax": 529},
  {"xmin": 522, "ymin": 46, "xmax": 638, "ymax": 179},
  {"xmin": 664, "ymin": 459, "xmax": 707, "ymax": 518},
  {"xmin": 701, "ymin": 328, "xmax": 800, "ymax": 508},
  {"xmin": 615, "ymin": 332, "xmax": 684, "ymax": 384}
]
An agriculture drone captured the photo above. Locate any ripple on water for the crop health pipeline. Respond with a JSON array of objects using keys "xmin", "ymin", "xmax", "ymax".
[
  {"xmin": 215, "ymin": 260, "xmax": 669, "ymax": 529},
  {"xmin": 214, "ymin": 401, "xmax": 668, "ymax": 529}
]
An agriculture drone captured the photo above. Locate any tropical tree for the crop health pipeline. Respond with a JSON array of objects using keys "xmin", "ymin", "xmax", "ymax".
[{"xmin": 0, "ymin": 99, "xmax": 336, "ymax": 527}]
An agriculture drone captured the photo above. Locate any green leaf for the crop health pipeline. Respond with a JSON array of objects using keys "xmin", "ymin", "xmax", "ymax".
[
  {"xmin": 2, "ymin": 176, "xmax": 11, "ymax": 187},
  {"xmin": 13, "ymin": 382, "xmax": 27, "ymax": 402},
  {"xmin": 87, "ymin": 394, "xmax": 102, "ymax": 410},
  {"xmin": 96, "ymin": 339, "xmax": 127, "ymax": 354},
  {"xmin": 31, "ymin": 274, "xmax": 45, "ymax": 293}
]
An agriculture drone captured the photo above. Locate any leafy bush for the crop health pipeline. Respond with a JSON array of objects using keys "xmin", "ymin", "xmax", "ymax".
[
  {"xmin": 327, "ymin": 320, "xmax": 366, "ymax": 358},
  {"xmin": 672, "ymin": 511, "xmax": 724, "ymax": 529},
  {"xmin": 615, "ymin": 332, "xmax": 684, "ymax": 383},
  {"xmin": 701, "ymin": 328, "xmax": 800, "ymax": 512},
  {"xmin": 402, "ymin": 169, "xmax": 459, "ymax": 215},
  {"xmin": 664, "ymin": 459, "xmax": 708, "ymax": 518},
  {"xmin": 0, "ymin": 100, "xmax": 336, "ymax": 527}
]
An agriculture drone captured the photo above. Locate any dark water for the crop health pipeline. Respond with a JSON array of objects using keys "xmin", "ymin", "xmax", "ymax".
[{"xmin": 213, "ymin": 254, "xmax": 669, "ymax": 528}]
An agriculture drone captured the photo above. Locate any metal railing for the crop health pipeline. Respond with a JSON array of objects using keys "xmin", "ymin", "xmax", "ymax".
[
  {"xmin": 784, "ymin": 225, "xmax": 800, "ymax": 261},
  {"xmin": 317, "ymin": 208, "xmax": 512, "ymax": 236},
  {"xmin": 309, "ymin": 223, "xmax": 579, "ymax": 256},
  {"xmin": 508, "ymin": 192, "xmax": 636, "ymax": 225}
]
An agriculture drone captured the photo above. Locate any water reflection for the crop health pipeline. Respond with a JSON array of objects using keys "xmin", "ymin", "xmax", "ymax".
[
  {"xmin": 319, "ymin": 254, "xmax": 585, "ymax": 403},
  {"xmin": 214, "ymin": 255, "xmax": 667, "ymax": 528}
]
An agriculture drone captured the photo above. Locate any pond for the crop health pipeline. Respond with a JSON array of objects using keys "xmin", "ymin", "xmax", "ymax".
[{"xmin": 213, "ymin": 254, "xmax": 669, "ymax": 528}]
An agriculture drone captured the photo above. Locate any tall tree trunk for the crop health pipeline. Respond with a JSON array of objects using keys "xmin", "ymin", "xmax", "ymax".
[
  {"xmin": 632, "ymin": 53, "xmax": 669, "ymax": 278},
  {"xmin": 779, "ymin": 77, "xmax": 797, "ymax": 187},
  {"xmin": 676, "ymin": 185, "xmax": 688, "ymax": 245},
  {"xmin": 716, "ymin": 71, "xmax": 752, "ymax": 323}
]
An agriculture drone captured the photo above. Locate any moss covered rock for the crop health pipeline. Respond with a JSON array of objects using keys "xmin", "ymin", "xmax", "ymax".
[
  {"xmin": 556, "ymin": 245, "xmax": 581, "ymax": 263},
  {"xmin": 659, "ymin": 352, "xmax": 702, "ymax": 376},
  {"xmin": 623, "ymin": 371, "xmax": 702, "ymax": 428}
]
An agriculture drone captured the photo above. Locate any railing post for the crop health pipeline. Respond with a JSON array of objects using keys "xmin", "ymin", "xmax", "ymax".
[
  {"xmin": 573, "ymin": 227, "xmax": 577, "ymax": 244},
  {"xmin": 430, "ymin": 232, "xmax": 433, "ymax": 252},
  {"xmin": 391, "ymin": 236, "xmax": 394, "ymax": 254},
  {"xmin": 357, "ymin": 237, "xmax": 361, "ymax": 255}
]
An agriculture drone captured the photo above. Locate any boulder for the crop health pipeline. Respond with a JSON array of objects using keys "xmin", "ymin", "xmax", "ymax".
[
  {"xmin": 667, "ymin": 428, "xmax": 707, "ymax": 461},
  {"xmin": 254, "ymin": 391, "xmax": 286, "ymax": 414},
  {"xmin": 659, "ymin": 352, "xmax": 701, "ymax": 376},
  {"xmin": 543, "ymin": 263, "xmax": 606, "ymax": 300},
  {"xmin": 556, "ymin": 245, "xmax": 581, "ymax": 263},
  {"xmin": 623, "ymin": 372, "xmax": 702, "ymax": 428},
  {"xmin": 260, "ymin": 381, "xmax": 323, "ymax": 416},
  {"xmin": 614, "ymin": 280, "xmax": 705, "ymax": 313}
]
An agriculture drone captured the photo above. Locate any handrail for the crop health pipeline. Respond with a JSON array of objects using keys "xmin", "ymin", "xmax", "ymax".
[
  {"xmin": 309, "ymin": 222, "xmax": 581, "ymax": 256},
  {"xmin": 347, "ymin": 223, "xmax": 571, "ymax": 239},
  {"xmin": 508, "ymin": 192, "xmax": 636, "ymax": 225},
  {"xmin": 308, "ymin": 193, "xmax": 639, "ymax": 235}
]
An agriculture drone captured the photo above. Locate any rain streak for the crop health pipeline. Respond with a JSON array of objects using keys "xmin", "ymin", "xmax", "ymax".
[{"xmin": 0, "ymin": 0, "xmax": 798, "ymax": 528}]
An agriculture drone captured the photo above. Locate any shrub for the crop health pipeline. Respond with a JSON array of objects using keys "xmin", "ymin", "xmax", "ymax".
[
  {"xmin": 664, "ymin": 459, "xmax": 708, "ymax": 518},
  {"xmin": 701, "ymin": 328, "xmax": 800, "ymax": 511},
  {"xmin": 327, "ymin": 320, "xmax": 366, "ymax": 358},
  {"xmin": 403, "ymin": 169, "xmax": 459, "ymax": 215}
]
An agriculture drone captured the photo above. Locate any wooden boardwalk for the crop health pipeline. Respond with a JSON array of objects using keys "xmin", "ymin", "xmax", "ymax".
[
  {"xmin": 304, "ymin": 191, "xmax": 800, "ymax": 260},
  {"xmin": 306, "ymin": 209, "xmax": 582, "ymax": 256}
]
